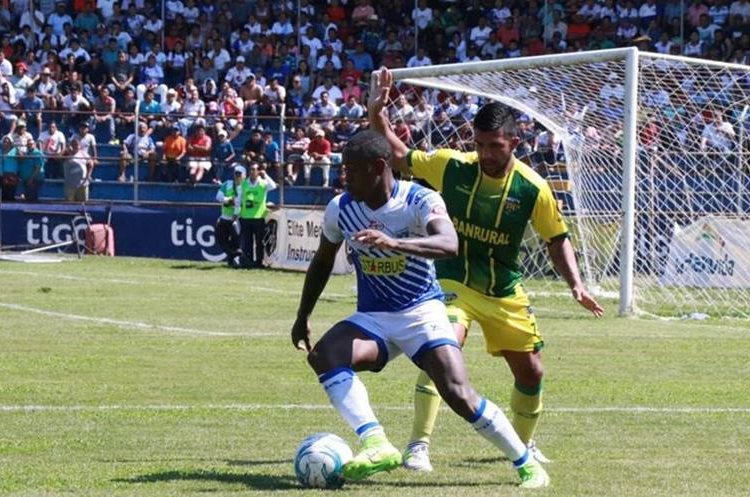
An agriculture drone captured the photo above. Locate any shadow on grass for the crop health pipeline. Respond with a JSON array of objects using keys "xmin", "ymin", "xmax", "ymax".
[
  {"xmin": 115, "ymin": 468, "xmax": 512, "ymax": 490},
  {"xmin": 114, "ymin": 469, "xmax": 299, "ymax": 490},
  {"xmin": 226, "ymin": 458, "xmax": 293, "ymax": 467},
  {"xmin": 170, "ymin": 263, "xmax": 221, "ymax": 271}
]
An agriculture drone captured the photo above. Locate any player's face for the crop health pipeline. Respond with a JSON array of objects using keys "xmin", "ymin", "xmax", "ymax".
[
  {"xmin": 474, "ymin": 128, "xmax": 519, "ymax": 178},
  {"xmin": 343, "ymin": 159, "xmax": 375, "ymax": 201}
]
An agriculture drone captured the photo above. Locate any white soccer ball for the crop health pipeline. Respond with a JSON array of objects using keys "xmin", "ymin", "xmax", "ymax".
[{"xmin": 294, "ymin": 432, "xmax": 353, "ymax": 489}]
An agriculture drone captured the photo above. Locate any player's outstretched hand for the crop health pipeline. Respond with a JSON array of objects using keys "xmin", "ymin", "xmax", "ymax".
[
  {"xmin": 291, "ymin": 317, "xmax": 312, "ymax": 352},
  {"xmin": 572, "ymin": 287, "xmax": 604, "ymax": 317},
  {"xmin": 368, "ymin": 66, "xmax": 392, "ymax": 117},
  {"xmin": 353, "ymin": 229, "xmax": 398, "ymax": 251}
]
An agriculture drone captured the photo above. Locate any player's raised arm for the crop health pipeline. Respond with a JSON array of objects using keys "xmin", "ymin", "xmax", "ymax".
[
  {"xmin": 367, "ymin": 67, "xmax": 409, "ymax": 175},
  {"xmin": 291, "ymin": 233, "xmax": 342, "ymax": 352}
]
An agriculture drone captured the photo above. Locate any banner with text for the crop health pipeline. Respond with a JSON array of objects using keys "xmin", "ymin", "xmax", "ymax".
[
  {"xmin": 660, "ymin": 216, "xmax": 750, "ymax": 288},
  {"xmin": 264, "ymin": 208, "xmax": 353, "ymax": 274}
]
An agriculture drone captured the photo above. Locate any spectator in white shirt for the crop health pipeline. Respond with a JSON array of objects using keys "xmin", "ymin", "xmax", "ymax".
[
  {"xmin": 469, "ymin": 17, "xmax": 493, "ymax": 47},
  {"xmin": 412, "ymin": 0, "xmax": 432, "ymax": 30},
  {"xmin": 407, "ymin": 47, "xmax": 433, "ymax": 67},
  {"xmin": 225, "ymin": 56, "xmax": 254, "ymax": 88}
]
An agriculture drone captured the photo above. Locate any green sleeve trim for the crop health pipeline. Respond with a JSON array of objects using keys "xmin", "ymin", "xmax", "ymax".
[
  {"xmin": 547, "ymin": 232, "xmax": 569, "ymax": 244},
  {"xmin": 514, "ymin": 381, "xmax": 543, "ymax": 396},
  {"xmin": 406, "ymin": 149, "xmax": 414, "ymax": 172}
]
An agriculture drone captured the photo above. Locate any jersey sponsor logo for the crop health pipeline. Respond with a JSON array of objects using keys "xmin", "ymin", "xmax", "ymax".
[
  {"xmin": 504, "ymin": 197, "xmax": 521, "ymax": 213},
  {"xmin": 359, "ymin": 255, "xmax": 407, "ymax": 276},
  {"xmin": 452, "ymin": 217, "xmax": 510, "ymax": 246}
]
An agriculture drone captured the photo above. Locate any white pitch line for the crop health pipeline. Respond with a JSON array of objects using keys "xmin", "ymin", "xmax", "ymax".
[
  {"xmin": 0, "ymin": 302, "xmax": 277, "ymax": 338},
  {"xmin": 0, "ymin": 403, "xmax": 748, "ymax": 414},
  {"xmin": 0, "ymin": 269, "xmax": 350, "ymax": 299}
]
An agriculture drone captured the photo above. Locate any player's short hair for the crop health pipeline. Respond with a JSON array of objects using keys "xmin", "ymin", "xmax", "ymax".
[
  {"xmin": 473, "ymin": 101, "xmax": 517, "ymax": 137},
  {"xmin": 343, "ymin": 129, "xmax": 392, "ymax": 167}
]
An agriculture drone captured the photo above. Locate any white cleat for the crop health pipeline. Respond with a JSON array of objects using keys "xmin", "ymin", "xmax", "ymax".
[
  {"xmin": 527, "ymin": 440, "xmax": 552, "ymax": 464},
  {"xmin": 402, "ymin": 442, "xmax": 434, "ymax": 472}
]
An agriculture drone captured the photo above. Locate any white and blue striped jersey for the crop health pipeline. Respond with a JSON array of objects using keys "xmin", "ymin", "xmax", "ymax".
[{"xmin": 322, "ymin": 180, "xmax": 450, "ymax": 312}]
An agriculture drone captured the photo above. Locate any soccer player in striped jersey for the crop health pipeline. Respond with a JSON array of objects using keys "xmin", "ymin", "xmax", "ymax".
[
  {"xmin": 368, "ymin": 68, "xmax": 604, "ymax": 473},
  {"xmin": 291, "ymin": 129, "xmax": 549, "ymax": 487}
]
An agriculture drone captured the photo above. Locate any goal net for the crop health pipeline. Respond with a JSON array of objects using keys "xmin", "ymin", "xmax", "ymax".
[{"xmin": 387, "ymin": 48, "xmax": 750, "ymax": 319}]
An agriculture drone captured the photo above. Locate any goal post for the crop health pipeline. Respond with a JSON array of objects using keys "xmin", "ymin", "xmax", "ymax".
[{"xmin": 386, "ymin": 48, "xmax": 750, "ymax": 319}]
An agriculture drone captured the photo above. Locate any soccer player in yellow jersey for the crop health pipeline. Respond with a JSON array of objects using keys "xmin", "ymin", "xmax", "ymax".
[{"xmin": 368, "ymin": 67, "xmax": 604, "ymax": 472}]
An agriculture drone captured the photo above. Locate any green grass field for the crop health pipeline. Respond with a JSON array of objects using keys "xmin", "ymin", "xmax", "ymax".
[{"xmin": 1, "ymin": 257, "xmax": 749, "ymax": 497}]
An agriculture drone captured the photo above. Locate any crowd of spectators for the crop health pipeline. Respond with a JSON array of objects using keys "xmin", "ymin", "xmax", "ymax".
[{"xmin": 1, "ymin": 0, "xmax": 750, "ymax": 202}]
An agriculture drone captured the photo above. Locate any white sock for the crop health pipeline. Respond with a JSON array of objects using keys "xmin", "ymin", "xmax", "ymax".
[
  {"xmin": 470, "ymin": 397, "xmax": 530, "ymax": 468},
  {"xmin": 319, "ymin": 367, "xmax": 383, "ymax": 440}
]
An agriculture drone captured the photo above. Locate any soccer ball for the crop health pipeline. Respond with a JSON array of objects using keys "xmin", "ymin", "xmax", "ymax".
[{"xmin": 294, "ymin": 432, "xmax": 353, "ymax": 489}]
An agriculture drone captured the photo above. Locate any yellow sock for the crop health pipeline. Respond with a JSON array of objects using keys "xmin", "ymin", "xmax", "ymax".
[
  {"xmin": 510, "ymin": 382, "xmax": 543, "ymax": 445},
  {"xmin": 409, "ymin": 370, "xmax": 442, "ymax": 444}
]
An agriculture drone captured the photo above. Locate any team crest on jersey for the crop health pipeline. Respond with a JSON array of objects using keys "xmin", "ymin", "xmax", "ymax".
[
  {"xmin": 443, "ymin": 292, "xmax": 458, "ymax": 304},
  {"xmin": 504, "ymin": 197, "xmax": 521, "ymax": 213},
  {"xmin": 368, "ymin": 219, "xmax": 385, "ymax": 230}
]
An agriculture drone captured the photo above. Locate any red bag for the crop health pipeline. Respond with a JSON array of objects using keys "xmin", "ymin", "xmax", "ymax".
[{"xmin": 85, "ymin": 224, "xmax": 115, "ymax": 256}]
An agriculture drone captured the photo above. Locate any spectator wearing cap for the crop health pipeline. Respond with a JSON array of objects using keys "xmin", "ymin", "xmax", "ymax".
[
  {"xmin": 137, "ymin": 55, "xmax": 167, "ymax": 101},
  {"xmin": 225, "ymin": 56, "xmax": 254, "ymax": 88},
  {"xmin": 211, "ymin": 128, "xmax": 236, "ymax": 184},
  {"xmin": 237, "ymin": 160, "xmax": 276, "ymax": 269},
  {"xmin": 215, "ymin": 163, "xmax": 244, "ymax": 267},
  {"xmin": 119, "ymin": 121, "xmax": 157, "ymax": 182},
  {"xmin": 11, "ymin": 63, "xmax": 35, "ymax": 100},
  {"xmin": 303, "ymin": 128, "xmax": 331, "ymax": 187},
  {"xmin": 8, "ymin": 120, "xmax": 34, "ymax": 155}
]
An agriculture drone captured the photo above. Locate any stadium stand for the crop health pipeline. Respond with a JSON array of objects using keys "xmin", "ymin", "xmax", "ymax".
[{"xmin": 1, "ymin": 0, "xmax": 750, "ymax": 208}]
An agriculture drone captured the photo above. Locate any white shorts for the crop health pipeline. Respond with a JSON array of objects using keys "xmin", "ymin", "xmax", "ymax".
[
  {"xmin": 187, "ymin": 159, "xmax": 212, "ymax": 171},
  {"xmin": 343, "ymin": 298, "xmax": 458, "ymax": 368}
]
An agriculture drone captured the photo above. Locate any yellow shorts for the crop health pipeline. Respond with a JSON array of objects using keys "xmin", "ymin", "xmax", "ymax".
[{"xmin": 440, "ymin": 279, "xmax": 543, "ymax": 356}]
